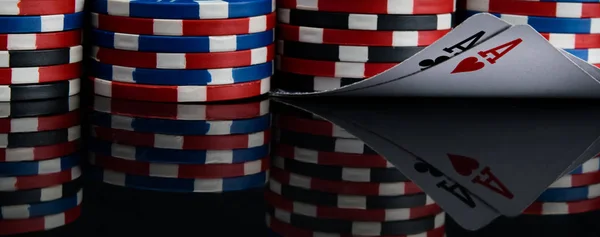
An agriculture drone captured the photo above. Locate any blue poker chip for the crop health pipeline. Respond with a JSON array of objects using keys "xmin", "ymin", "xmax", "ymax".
[
  {"xmin": 90, "ymin": 167, "xmax": 268, "ymax": 192},
  {"xmin": 90, "ymin": 111, "xmax": 271, "ymax": 135},
  {"xmin": 89, "ymin": 138, "xmax": 269, "ymax": 164},
  {"xmin": 0, "ymin": 189, "xmax": 82, "ymax": 219},
  {"xmin": 0, "ymin": 12, "xmax": 84, "ymax": 33},
  {"xmin": 536, "ymin": 183, "xmax": 600, "ymax": 202},
  {"xmin": 90, "ymin": 60, "xmax": 273, "ymax": 86},
  {"xmin": 465, "ymin": 11, "xmax": 600, "ymax": 34},
  {"xmin": 92, "ymin": 0, "xmax": 274, "ymax": 19},
  {"xmin": 0, "ymin": 155, "xmax": 80, "ymax": 177},
  {"xmin": 563, "ymin": 48, "xmax": 600, "ymax": 64},
  {"xmin": 91, "ymin": 29, "xmax": 274, "ymax": 53}
]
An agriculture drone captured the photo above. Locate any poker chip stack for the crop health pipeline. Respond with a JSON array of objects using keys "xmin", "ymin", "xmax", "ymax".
[
  {"xmin": 0, "ymin": 1, "xmax": 83, "ymax": 101},
  {"xmin": 266, "ymin": 104, "xmax": 446, "ymax": 237},
  {"xmin": 88, "ymin": 96, "xmax": 270, "ymax": 193},
  {"xmin": 459, "ymin": 0, "xmax": 600, "ymax": 215},
  {"xmin": 272, "ymin": 0, "xmax": 456, "ymax": 92},
  {"xmin": 88, "ymin": 0, "xmax": 275, "ymax": 102},
  {"xmin": 521, "ymin": 154, "xmax": 600, "ymax": 215},
  {"xmin": 0, "ymin": 96, "xmax": 83, "ymax": 235},
  {"xmin": 0, "ymin": 0, "xmax": 85, "ymax": 235},
  {"xmin": 461, "ymin": 0, "xmax": 600, "ymax": 68}
]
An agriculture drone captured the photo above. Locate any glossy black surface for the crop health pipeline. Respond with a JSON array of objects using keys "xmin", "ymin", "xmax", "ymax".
[{"xmin": 5, "ymin": 96, "xmax": 600, "ymax": 237}]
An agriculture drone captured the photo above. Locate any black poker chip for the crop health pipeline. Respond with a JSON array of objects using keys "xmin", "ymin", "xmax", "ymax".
[
  {"xmin": 266, "ymin": 205, "xmax": 443, "ymax": 236},
  {"xmin": 0, "ymin": 79, "xmax": 80, "ymax": 101},
  {"xmin": 270, "ymin": 180, "xmax": 431, "ymax": 209},
  {"xmin": 274, "ymin": 72, "xmax": 362, "ymax": 93},
  {"xmin": 0, "ymin": 95, "xmax": 80, "ymax": 118},
  {"xmin": 277, "ymin": 40, "xmax": 425, "ymax": 62},
  {"xmin": 275, "ymin": 129, "xmax": 378, "ymax": 154},
  {"xmin": 0, "ymin": 125, "xmax": 79, "ymax": 148},
  {"xmin": 0, "ymin": 178, "xmax": 83, "ymax": 206},
  {"xmin": 278, "ymin": 8, "xmax": 454, "ymax": 31},
  {"xmin": 273, "ymin": 156, "xmax": 408, "ymax": 182},
  {"xmin": 1, "ymin": 46, "xmax": 82, "ymax": 67}
]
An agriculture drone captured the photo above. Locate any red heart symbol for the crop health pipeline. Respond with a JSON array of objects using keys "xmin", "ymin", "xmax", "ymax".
[
  {"xmin": 447, "ymin": 154, "xmax": 480, "ymax": 176},
  {"xmin": 451, "ymin": 57, "xmax": 485, "ymax": 74}
]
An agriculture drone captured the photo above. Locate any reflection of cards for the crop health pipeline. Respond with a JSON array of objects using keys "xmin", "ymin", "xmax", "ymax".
[
  {"xmin": 446, "ymin": 154, "xmax": 513, "ymax": 199},
  {"xmin": 275, "ymin": 99, "xmax": 504, "ymax": 231},
  {"xmin": 414, "ymin": 160, "xmax": 480, "ymax": 208}
]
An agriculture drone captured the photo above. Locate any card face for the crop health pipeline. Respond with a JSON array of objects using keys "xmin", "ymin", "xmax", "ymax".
[
  {"xmin": 274, "ymin": 99, "xmax": 502, "ymax": 231},
  {"xmin": 272, "ymin": 13, "xmax": 512, "ymax": 97}
]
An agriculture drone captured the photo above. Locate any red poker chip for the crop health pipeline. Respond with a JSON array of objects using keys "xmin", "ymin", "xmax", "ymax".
[
  {"xmin": 91, "ymin": 77, "xmax": 270, "ymax": 102},
  {"xmin": 275, "ymin": 114, "xmax": 355, "ymax": 138},
  {"xmin": 91, "ymin": 96, "xmax": 270, "ymax": 121},
  {"xmin": 277, "ymin": 0, "xmax": 455, "ymax": 14},
  {"xmin": 524, "ymin": 195, "xmax": 600, "ymax": 215},
  {"xmin": 277, "ymin": 56, "xmax": 396, "ymax": 78},
  {"xmin": 462, "ymin": 0, "xmax": 600, "ymax": 18},
  {"xmin": 278, "ymin": 23, "xmax": 450, "ymax": 47},
  {"xmin": 0, "ymin": 141, "xmax": 80, "ymax": 162},
  {"xmin": 0, "ymin": 63, "xmax": 81, "ymax": 85},
  {"xmin": 549, "ymin": 170, "xmax": 600, "ymax": 188},
  {"xmin": 0, "ymin": 110, "xmax": 80, "ymax": 133},
  {"xmin": 92, "ymin": 12, "xmax": 276, "ymax": 36},
  {"xmin": 267, "ymin": 214, "xmax": 447, "ymax": 237},
  {"xmin": 90, "ymin": 153, "xmax": 270, "ymax": 179},
  {"xmin": 0, "ymin": 206, "xmax": 81, "ymax": 235},
  {"xmin": 0, "ymin": 166, "xmax": 81, "ymax": 191},
  {"xmin": 265, "ymin": 190, "xmax": 442, "ymax": 222},
  {"xmin": 0, "ymin": 0, "xmax": 83, "ymax": 16},
  {"xmin": 92, "ymin": 126, "xmax": 271, "ymax": 150},
  {"xmin": 0, "ymin": 30, "xmax": 81, "ymax": 50},
  {"xmin": 271, "ymin": 167, "xmax": 422, "ymax": 196},
  {"xmin": 542, "ymin": 33, "xmax": 600, "ymax": 49},
  {"xmin": 274, "ymin": 143, "xmax": 392, "ymax": 168},
  {"xmin": 93, "ymin": 45, "xmax": 274, "ymax": 69}
]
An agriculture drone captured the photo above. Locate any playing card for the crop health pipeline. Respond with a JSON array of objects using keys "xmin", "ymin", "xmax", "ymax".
[
  {"xmin": 559, "ymin": 50, "xmax": 600, "ymax": 82},
  {"xmin": 274, "ymin": 99, "xmax": 502, "ymax": 231},
  {"xmin": 272, "ymin": 13, "xmax": 512, "ymax": 97}
]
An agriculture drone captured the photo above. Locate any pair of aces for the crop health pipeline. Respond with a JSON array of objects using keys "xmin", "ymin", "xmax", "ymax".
[{"xmin": 419, "ymin": 31, "xmax": 521, "ymax": 74}]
